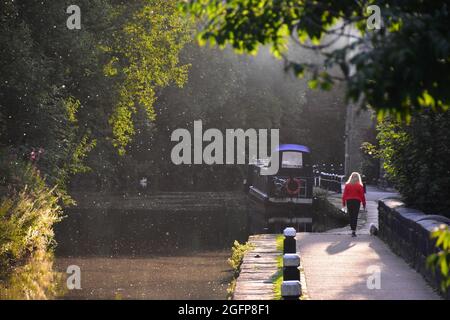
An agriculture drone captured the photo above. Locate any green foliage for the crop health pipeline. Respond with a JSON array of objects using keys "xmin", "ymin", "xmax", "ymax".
[
  {"xmin": 53, "ymin": 96, "xmax": 97, "ymax": 203},
  {"xmin": 273, "ymin": 235, "xmax": 284, "ymax": 300},
  {"xmin": 226, "ymin": 279, "xmax": 237, "ymax": 300},
  {"xmin": 372, "ymin": 112, "xmax": 450, "ymax": 216},
  {"xmin": 0, "ymin": 1, "xmax": 106, "ymax": 194},
  {"xmin": 360, "ymin": 142, "xmax": 380, "ymax": 184},
  {"xmin": 105, "ymin": 44, "xmax": 346, "ymax": 193},
  {"xmin": 226, "ymin": 240, "xmax": 254, "ymax": 299},
  {"xmin": 0, "ymin": 250, "xmax": 64, "ymax": 300},
  {"xmin": 272, "ymin": 260, "xmax": 283, "ymax": 300},
  {"xmin": 0, "ymin": 0, "xmax": 192, "ymax": 298},
  {"xmin": 427, "ymin": 225, "xmax": 450, "ymax": 293},
  {"xmin": 0, "ymin": 150, "xmax": 63, "ymax": 298},
  {"xmin": 275, "ymin": 234, "xmax": 284, "ymax": 252},
  {"xmin": 106, "ymin": 0, "xmax": 193, "ymax": 154},
  {"xmin": 228, "ymin": 240, "xmax": 254, "ymax": 274},
  {"xmin": 0, "ymin": 0, "xmax": 193, "ymax": 188},
  {"xmin": 182, "ymin": 1, "xmax": 450, "ymax": 119},
  {"xmin": 0, "ymin": 155, "xmax": 62, "ymax": 279}
]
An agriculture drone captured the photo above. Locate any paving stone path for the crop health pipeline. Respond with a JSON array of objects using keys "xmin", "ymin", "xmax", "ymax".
[
  {"xmin": 300, "ymin": 186, "xmax": 439, "ymax": 300},
  {"xmin": 325, "ymin": 185, "xmax": 399, "ymax": 235},
  {"xmin": 297, "ymin": 233, "xmax": 440, "ymax": 299},
  {"xmin": 233, "ymin": 234, "xmax": 280, "ymax": 300}
]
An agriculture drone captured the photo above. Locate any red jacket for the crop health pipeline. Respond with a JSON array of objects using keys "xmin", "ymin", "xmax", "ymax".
[{"xmin": 342, "ymin": 183, "xmax": 366, "ymax": 207}]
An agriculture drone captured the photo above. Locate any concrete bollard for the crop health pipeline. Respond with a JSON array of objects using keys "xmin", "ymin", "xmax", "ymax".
[
  {"xmin": 281, "ymin": 280, "xmax": 302, "ymax": 300},
  {"xmin": 283, "ymin": 253, "xmax": 300, "ymax": 281},
  {"xmin": 283, "ymin": 227, "xmax": 297, "ymax": 254}
]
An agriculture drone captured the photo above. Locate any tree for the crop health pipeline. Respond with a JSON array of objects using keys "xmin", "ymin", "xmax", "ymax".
[
  {"xmin": 0, "ymin": 0, "xmax": 102, "ymax": 194},
  {"xmin": 182, "ymin": 0, "xmax": 450, "ymax": 119},
  {"xmin": 105, "ymin": 0, "xmax": 193, "ymax": 154},
  {"xmin": 428, "ymin": 225, "xmax": 450, "ymax": 293},
  {"xmin": 114, "ymin": 44, "xmax": 347, "ymax": 192},
  {"xmin": 0, "ymin": 0, "xmax": 194, "ymax": 293},
  {"xmin": 367, "ymin": 112, "xmax": 450, "ymax": 217},
  {"xmin": 0, "ymin": 0, "xmax": 194, "ymax": 190}
]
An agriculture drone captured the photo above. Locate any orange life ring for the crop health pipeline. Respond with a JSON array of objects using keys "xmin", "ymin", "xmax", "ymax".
[{"xmin": 286, "ymin": 178, "xmax": 301, "ymax": 195}]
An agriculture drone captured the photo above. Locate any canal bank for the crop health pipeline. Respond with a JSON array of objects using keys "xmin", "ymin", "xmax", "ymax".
[{"xmin": 231, "ymin": 234, "xmax": 309, "ymax": 300}]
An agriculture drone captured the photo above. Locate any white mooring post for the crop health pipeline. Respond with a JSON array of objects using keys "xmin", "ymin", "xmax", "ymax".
[
  {"xmin": 283, "ymin": 227, "xmax": 297, "ymax": 254},
  {"xmin": 281, "ymin": 280, "xmax": 301, "ymax": 300}
]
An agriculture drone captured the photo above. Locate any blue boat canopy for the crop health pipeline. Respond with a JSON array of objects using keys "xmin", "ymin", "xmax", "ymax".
[{"xmin": 274, "ymin": 144, "xmax": 310, "ymax": 153}]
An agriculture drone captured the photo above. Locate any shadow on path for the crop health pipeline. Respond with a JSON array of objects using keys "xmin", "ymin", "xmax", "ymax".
[
  {"xmin": 297, "ymin": 233, "xmax": 440, "ymax": 300},
  {"xmin": 326, "ymin": 237, "xmax": 356, "ymax": 255}
]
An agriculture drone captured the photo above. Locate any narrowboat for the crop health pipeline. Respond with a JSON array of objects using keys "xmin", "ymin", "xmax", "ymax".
[{"xmin": 245, "ymin": 144, "xmax": 314, "ymax": 233}]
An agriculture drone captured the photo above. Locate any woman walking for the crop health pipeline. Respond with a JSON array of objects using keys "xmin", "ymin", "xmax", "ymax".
[{"xmin": 342, "ymin": 172, "xmax": 366, "ymax": 237}]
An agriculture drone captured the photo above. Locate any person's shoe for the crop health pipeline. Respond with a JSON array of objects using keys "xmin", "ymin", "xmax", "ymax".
[{"xmin": 351, "ymin": 231, "xmax": 357, "ymax": 237}]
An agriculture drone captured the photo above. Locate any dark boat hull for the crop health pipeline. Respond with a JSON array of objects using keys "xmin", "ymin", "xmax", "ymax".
[{"xmin": 247, "ymin": 186, "xmax": 313, "ymax": 233}]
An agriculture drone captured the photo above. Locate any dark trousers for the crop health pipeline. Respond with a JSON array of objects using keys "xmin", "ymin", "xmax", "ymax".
[{"xmin": 346, "ymin": 199, "xmax": 361, "ymax": 231}]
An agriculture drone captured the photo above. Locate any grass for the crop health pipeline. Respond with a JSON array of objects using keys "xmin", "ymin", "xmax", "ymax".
[
  {"xmin": 227, "ymin": 240, "xmax": 255, "ymax": 274},
  {"xmin": 0, "ymin": 250, "xmax": 64, "ymax": 300},
  {"xmin": 272, "ymin": 234, "xmax": 308, "ymax": 300},
  {"xmin": 272, "ymin": 235, "xmax": 284, "ymax": 300},
  {"xmin": 226, "ymin": 240, "xmax": 255, "ymax": 299},
  {"xmin": 276, "ymin": 234, "xmax": 284, "ymax": 252},
  {"xmin": 0, "ymin": 158, "xmax": 64, "ymax": 299}
]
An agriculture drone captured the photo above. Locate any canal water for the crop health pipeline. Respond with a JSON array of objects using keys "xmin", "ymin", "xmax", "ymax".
[
  {"xmin": 11, "ymin": 191, "xmax": 345, "ymax": 300},
  {"xmin": 53, "ymin": 192, "xmax": 250, "ymax": 299}
]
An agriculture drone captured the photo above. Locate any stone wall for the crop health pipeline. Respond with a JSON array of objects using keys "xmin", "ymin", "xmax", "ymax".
[{"xmin": 378, "ymin": 198, "xmax": 450, "ymax": 299}]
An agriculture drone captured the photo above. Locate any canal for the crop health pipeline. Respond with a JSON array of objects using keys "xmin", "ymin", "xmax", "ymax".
[
  {"xmin": 54, "ymin": 192, "xmax": 249, "ymax": 299},
  {"xmin": 12, "ymin": 190, "xmax": 345, "ymax": 300}
]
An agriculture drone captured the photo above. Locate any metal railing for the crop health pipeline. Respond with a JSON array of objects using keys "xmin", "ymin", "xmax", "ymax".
[
  {"xmin": 313, "ymin": 165, "xmax": 345, "ymax": 193},
  {"xmin": 313, "ymin": 163, "xmax": 344, "ymax": 175}
]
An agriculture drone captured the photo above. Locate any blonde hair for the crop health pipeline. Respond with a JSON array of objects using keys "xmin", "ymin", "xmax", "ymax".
[{"xmin": 346, "ymin": 172, "xmax": 363, "ymax": 185}]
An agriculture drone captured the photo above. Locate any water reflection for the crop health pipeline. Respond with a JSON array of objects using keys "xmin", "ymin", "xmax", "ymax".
[
  {"xmin": 55, "ymin": 208, "xmax": 249, "ymax": 256},
  {"xmin": 52, "ymin": 193, "xmax": 249, "ymax": 299},
  {"xmin": 55, "ymin": 252, "xmax": 232, "ymax": 300},
  {"xmin": 0, "ymin": 192, "xmax": 345, "ymax": 299},
  {"xmin": 0, "ymin": 250, "xmax": 65, "ymax": 300}
]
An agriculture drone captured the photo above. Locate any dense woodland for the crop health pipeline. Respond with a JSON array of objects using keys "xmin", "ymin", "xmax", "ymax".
[
  {"xmin": 1, "ymin": 1, "xmax": 346, "ymax": 195},
  {"xmin": 71, "ymin": 45, "xmax": 347, "ymax": 192}
]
